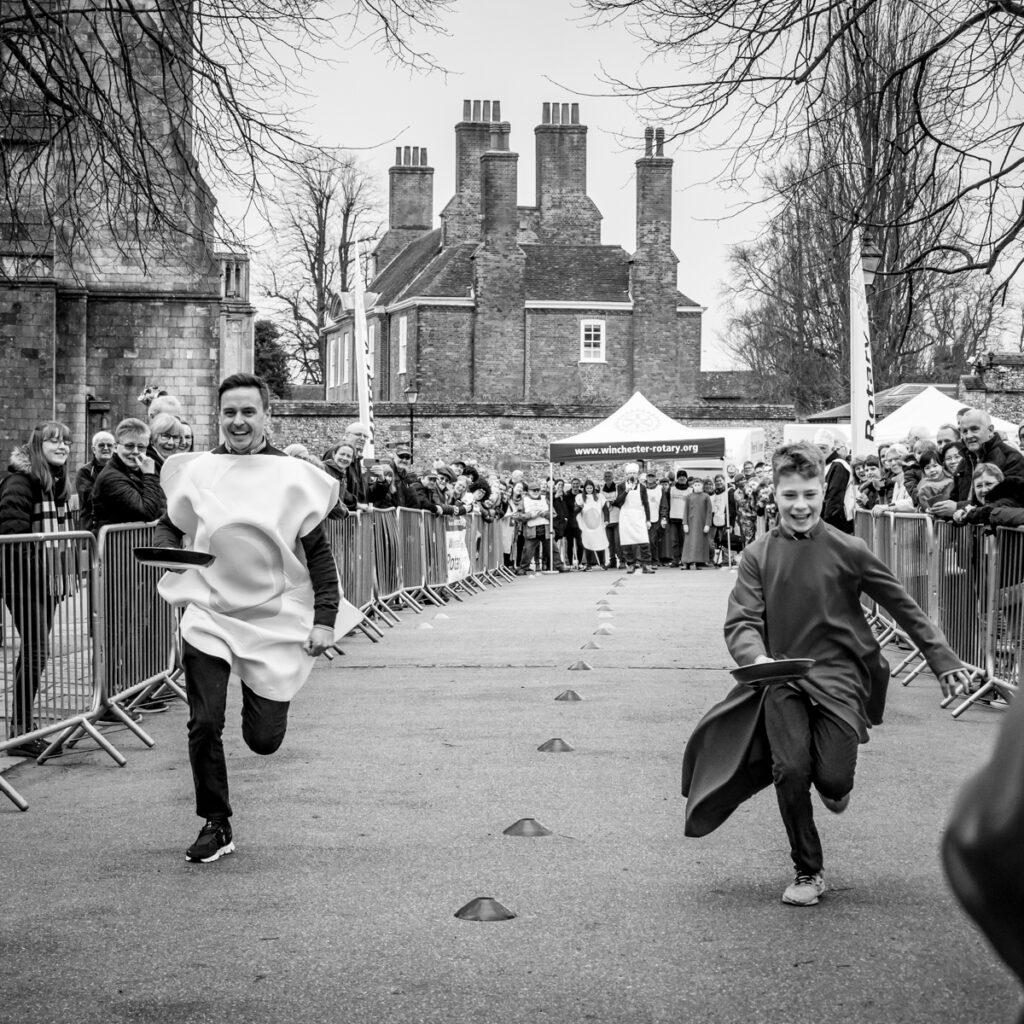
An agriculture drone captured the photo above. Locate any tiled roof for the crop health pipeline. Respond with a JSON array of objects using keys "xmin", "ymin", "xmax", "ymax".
[
  {"xmin": 371, "ymin": 234, "xmax": 701, "ymax": 307},
  {"xmin": 523, "ymin": 244, "xmax": 631, "ymax": 303},
  {"xmin": 370, "ymin": 228, "xmax": 443, "ymax": 304},
  {"xmin": 807, "ymin": 383, "xmax": 959, "ymax": 421}
]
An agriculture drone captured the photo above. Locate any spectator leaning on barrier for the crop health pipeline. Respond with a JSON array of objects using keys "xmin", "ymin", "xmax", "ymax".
[
  {"xmin": 855, "ymin": 455, "xmax": 885, "ymax": 511},
  {"xmin": 875, "ymin": 444, "xmax": 915, "ymax": 514},
  {"xmin": 955, "ymin": 464, "xmax": 1006, "ymax": 525},
  {"xmin": 338, "ymin": 422, "xmax": 371, "ymax": 504},
  {"xmin": 933, "ymin": 409, "xmax": 1024, "ymax": 517},
  {"xmin": 936, "ymin": 422, "xmax": 960, "ymax": 448},
  {"xmin": 91, "ymin": 418, "xmax": 167, "ymax": 529},
  {"xmin": 178, "ymin": 422, "xmax": 195, "ymax": 452},
  {"xmin": 1, "ymin": 420, "xmax": 73, "ymax": 759},
  {"xmin": 324, "ymin": 442, "xmax": 359, "ymax": 512},
  {"xmin": 75, "ymin": 430, "xmax": 116, "ymax": 533},
  {"xmin": 915, "ymin": 448, "xmax": 954, "ymax": 512}
]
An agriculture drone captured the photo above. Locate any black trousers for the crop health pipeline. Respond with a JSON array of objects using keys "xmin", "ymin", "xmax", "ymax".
[
  {"xmin": 762, "ymin": 684, "xmax": 859, "ymax": 875},
  {"xmin": 183, "ymin": 640, "xmax": 290, "ymax": 820},
  {"xmin": 4, "ymin": 589, "xmax": 58, "ymax": 735}
]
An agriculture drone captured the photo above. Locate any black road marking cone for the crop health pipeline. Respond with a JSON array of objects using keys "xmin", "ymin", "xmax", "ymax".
[
  {"xmin": 538, "ymin": 737, "xmax": 574, "ymax": 752},
  {"xmin": 454, "ymin": 897, "xmax": 516, "ymax": 921},
  {"xmin": 568, "ymin": 660, "xmax": 592, "ymax": 670},
  {"xmin": 581, "ymin": 640, "xmax": 601, "ymax": 650},
  {"xmin": 594, "ymin": 624, "xmax": 615, "ymax": 635},
  {"xmin": 555, "ymin": 689, "xmax": 583, "ymax": 701},
  {"xmin": 503, "ymin": 817, "xmax": 553, "ymax": 837}
]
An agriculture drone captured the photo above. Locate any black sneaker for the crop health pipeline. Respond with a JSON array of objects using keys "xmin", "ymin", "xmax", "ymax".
[
  {"xmin": 6, "ymin": 736, "xmax": 51, "ymax": 759},
  {"xmin": 186, "ymin": 818, "xmax": 235, "ymax": 863}
]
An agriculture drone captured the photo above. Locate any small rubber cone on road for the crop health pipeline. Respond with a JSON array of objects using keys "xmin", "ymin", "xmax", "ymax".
[
  {"xmin": 434, "ymin": 612, "xmax": 450, "ymax": 620},
  {"xmin": 555, "ymin": 689, "xmax": 583, "ymax": 701},
  {"xmin": 538, "ymin": 737, "xmax": 574, "ymax": 752},
  {"xmin": 454, "ymin": 897, "xmax": 516, "ymax": 921},
  {"xmin": 612, "ymin": 580, "xmax": 626, "ymax": 587},
  {"xmin": 597, "ymin": 612, "xmax": 614, "ymax": 619},
  {"xmin": 594, "ymin": 624, "xmax": 616, "ymax": 635},
  {"xmin": 503, "ymin": 817, "xmax": 553, "ymax": 837},
  {"xmin": 568, "ymin": 660, "xmax": 592, "ymax": 670},
  {"xmin": 417, "ymin": 622, "xmax": 434, "ymax": 630},
  {"xmin": 581, "ymin": 640, "xmax": 601, "ymax": 650},
  {"xmin": 596, "ymin": 601, "xmax": 612, "ymax": 608}
]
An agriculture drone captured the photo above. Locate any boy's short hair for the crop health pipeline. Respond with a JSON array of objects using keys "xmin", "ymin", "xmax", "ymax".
[
  {"xmin": 114, "ymin": 417, "xmax": 149, "ymax": 442},
  {"xmin": 771, "ymin": 441, "xmax": 825, "ymax": 485}
]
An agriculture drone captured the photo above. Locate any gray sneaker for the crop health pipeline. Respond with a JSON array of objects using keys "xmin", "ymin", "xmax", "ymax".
[{"xmin": 782, "ymin": 871, "xmax": 826, "ymax": 906}]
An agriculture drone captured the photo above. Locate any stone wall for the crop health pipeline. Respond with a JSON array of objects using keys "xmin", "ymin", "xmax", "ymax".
[
  {"xmin": 960, "ymin": 355, "xmax": 1024, "ymax": 427},
  {"xmin": 269, "ymin": 400, "xmax": 791, "ymax": 476}
]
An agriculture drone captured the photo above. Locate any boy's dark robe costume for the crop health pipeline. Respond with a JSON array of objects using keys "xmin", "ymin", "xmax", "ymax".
[{"xmin": 682, "ymin": 519, "xmax": 962, "ymax": 837}]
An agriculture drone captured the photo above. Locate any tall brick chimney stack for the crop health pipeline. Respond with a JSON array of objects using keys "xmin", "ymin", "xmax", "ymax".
[
  {"xmin": 440, "ymin": 99, "xmax": 501, "ymax": 245},
  {"xmin": 473, "ymin": 119, "xmax": 526, "ymax": 400},
  {"xmin": 631, "ymin": 126, "xmax": 687, "ymax": 400},
  {"xmin": 635, "ymin": 127, "xmax": 672, "ymax": 250},
  {"xmin": 374, "ymin": 145, "xmax": 434, "ymax": 274},
  {"xmin": 534, "ymin": 102, "xmax": 601, "ymax": 244},
  {"xmin": 480, "ymin": 122, "xmax": 517, "ymax": 246}
]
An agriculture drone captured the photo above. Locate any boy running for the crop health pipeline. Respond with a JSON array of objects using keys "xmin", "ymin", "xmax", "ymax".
[{"xmin": 683, "ymin": 442, "xmax": 971, "ymax": 906}]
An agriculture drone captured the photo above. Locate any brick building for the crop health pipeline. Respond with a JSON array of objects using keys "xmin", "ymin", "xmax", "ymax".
[
  {"xmin": 0, "ymin": 7, "xmax": 254, "ymax": 460},
  {"xmin": 323, "ymin": 101, "xmax": 702, "ymax": 408}
]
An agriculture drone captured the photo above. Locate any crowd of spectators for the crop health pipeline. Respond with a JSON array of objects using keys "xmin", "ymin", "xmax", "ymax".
[{"xmin": 3, "ymin": 387, "xmax": 1024, "ymax": 755}]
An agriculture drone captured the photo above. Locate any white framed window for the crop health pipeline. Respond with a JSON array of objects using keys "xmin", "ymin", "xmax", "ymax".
[
  {"xmin": 327, "ymin": 335, "xmax": 339, "ymax": 387},
  {"xmin": 580, "ymin": 319, "xmax": 606, "ymax": 362},
  {"xmin": 343, "ymin": 330, "xmax": 351, "ymax": 384},
  {"xmin": 398, "ymin": 315, "xmax": 408, "ymax": 373}
]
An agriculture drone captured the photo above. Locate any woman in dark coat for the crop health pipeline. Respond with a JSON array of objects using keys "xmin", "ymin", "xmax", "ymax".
[{"xmin": 0, "ymin": 421, "xmax": 73, "ymax": 758}]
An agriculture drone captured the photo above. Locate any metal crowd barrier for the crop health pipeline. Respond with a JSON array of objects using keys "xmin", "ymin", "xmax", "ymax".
[
  {"xmin": 3, "ymin": 505, "xmax": 520, "ymax": 810},
  {"xmin": 96, "ymin": 523, "xmax": 183, "ymax": 722},
  {"xmin": 854, "ymin": 511, "xmax": 1016, "ymax": 717},
  {"xmin": 1, "ymin": 532, "xmax": 130, "ymax": 810}
]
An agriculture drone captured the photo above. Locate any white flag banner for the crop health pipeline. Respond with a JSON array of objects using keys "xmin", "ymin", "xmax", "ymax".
[
  {"xmin": 351, "ymin": 238, "xmax": 376, "ymax": 459},
  {"xmin": 849, "ymin": 227, "xmax": 876, "ymax": 458}
]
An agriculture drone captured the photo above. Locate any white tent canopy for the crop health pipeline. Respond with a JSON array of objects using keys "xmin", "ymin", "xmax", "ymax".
[
  {"xmin": 548, "ymin": 391, "xmax": 728, "ymax": 464},
  {"xmin": 874, "ymin": 387, "xmax": 1018, "ymax": 445}
]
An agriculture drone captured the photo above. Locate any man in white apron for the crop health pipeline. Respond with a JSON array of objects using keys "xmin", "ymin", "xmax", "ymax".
[
  {"xmin": 612, "ymin": 462, "xmax": 654, "ymax": 574},
  {"xmin": 154, "ymin": 374, "xmax": 354, "ymax": 864}
]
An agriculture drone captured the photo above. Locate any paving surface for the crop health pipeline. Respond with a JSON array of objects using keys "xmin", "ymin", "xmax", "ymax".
[{"xmin": 1, "ymin": 566, "xmax": 1020, "ymax": 1024}]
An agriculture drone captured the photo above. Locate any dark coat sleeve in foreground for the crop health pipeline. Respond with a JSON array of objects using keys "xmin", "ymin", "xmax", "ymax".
[{"xmin": 942, "ymin": 690, "xmax": 1024, "ymax": 993}]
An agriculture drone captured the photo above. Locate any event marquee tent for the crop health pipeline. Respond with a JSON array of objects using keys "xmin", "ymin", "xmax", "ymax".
[
  {"xmin": 873, "ymin": 386, "xmax": 1018, "ymax": 445},
  {"xmin": 547, "ymin": 391, "xmax": 764, "ymax": 469}
]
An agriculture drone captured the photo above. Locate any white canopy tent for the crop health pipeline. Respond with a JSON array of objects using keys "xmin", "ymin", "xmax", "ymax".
[
  {"xmin": 874, "ymin": 387, "xmax": 1018, "ymax": 445},
  {"xmin": 548, "ymin": 391, "xmax": 728, "ymax": 465}
]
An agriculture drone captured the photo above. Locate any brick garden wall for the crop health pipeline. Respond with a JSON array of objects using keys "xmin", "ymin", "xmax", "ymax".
[
  {"xmin": 961, "ymin": 356, "xmax": 1024, "ymax": 427},
  {"xmin": 269, "ymin": 401, "xmax": 791, "ymax": 477}
]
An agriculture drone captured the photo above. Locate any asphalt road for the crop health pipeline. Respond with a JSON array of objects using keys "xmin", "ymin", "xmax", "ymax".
[{"xmin": 1, "ymin": 565, "xmax": 1019, "ymax": 1024}]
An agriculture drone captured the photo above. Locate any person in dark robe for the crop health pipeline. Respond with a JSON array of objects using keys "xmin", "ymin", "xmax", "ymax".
[{"xmin": 683, "ymin": 441, "xmax": 971, "ymax": 907}]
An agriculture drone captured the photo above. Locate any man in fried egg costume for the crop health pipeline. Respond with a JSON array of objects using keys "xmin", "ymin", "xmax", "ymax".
[{"xmin": 154, "ymin": 373, "xmax": 359, "ymax": 864}]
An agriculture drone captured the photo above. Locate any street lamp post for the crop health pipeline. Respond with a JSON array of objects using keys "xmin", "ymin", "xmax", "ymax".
[
  {"xmin": 404, "ymin": 386, "xmax": 419, "ymax": 459},
  {"xmin": 861, "ymin": 234, "xmax": 882, "ymax": 290}
]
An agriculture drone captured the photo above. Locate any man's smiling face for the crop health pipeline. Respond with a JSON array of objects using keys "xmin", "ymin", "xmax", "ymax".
[{"xmin": 220, "ymin": 386, "xmax": 267, "ymax": 454}]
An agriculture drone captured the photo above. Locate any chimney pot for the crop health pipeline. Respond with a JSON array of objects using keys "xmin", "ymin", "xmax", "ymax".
[
  {"xmin": 644, "ymin": 127, "xmax": 654, "ymax": 156},
  {"xmin": 552, "ymin": 103, "xmax": 560, "ymax": 125},
  {"xmin": 493, "ymin": 100, "xmax": 501, "ymax": 121},
  {"xmin": 395, "ymin": 146, "xmax": 402, "ymax": 166},
  {"xmin": 571, "ymin": 103, "xmax": 580, "ymax": 125},
  {"xmin": 542, "ymin": 102, "xmax": 551, "ymax": 125},
  {"xmin": 483, "ymin": 100, "xmax": 491, "ymax": 122},
  {"xmin": 655, "ymin": 128, "xmax": 665, "ymax": 156},
  {"xmin": 463, "ymin": 99, "xmax": 471, "ymax": 120},
  {"xmin": 561, "ymin": 102, "xmax": 570, "ymax": 125},
  {"xmin": 403, "ymin": 145, "xmax": 411, "ymax": 165},
  {"xmin": 472, "ymin": 99, "xmax": 482, "ymax": 121},
  {"xmin": 421, "ymin": 147, "xmax": 428, "ymax": 165}
]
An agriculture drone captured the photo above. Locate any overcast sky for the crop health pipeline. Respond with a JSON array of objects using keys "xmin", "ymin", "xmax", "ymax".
[{"xmin": 248, "ymin": 0, "xmax": 766, "ymax": 368}]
